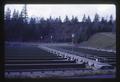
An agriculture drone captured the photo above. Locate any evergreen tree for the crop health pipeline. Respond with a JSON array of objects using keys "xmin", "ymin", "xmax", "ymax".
[
  {"xmin": 64, "ymin": 15, "xmax": 70, "ymax": 23},
  {"xmin": 21, "ymin": 4, "xmax": 28, "ymax": 23},
  {"xmin": 71, "ymin": 16, "xmax": 79, "ymax": 24},
  {"xmin": 108, "ymin": 15, "xmax": 114, "ymax": 32},
  {"xmin": 101, "ymin": 17, "xmax": 107, "ymax": 23},
  {"xmin": 109, "ymin": 15, "xmax": 113, "ymax": 24},
  {"xmin": 5, "ymin": 8, "xmax": 11, "ymax": 20},
  {"xmin": 5, "ymin": 8, "xmax": 11, "ymax": 41},
  {"xmin": 92, "ymin": 13, "xmax": 100, "ymax": 33},
  {"xmin": 12, "ymin": 9, "xmax": 19, "ymax": 19},
  {"xmin": 93, "ymin": 13, "xmax": 100, "ymax": 22},
  {"xmin": 86, "ymin": 16, "xmax": 91, "ymax": 23},
  {"xmin": 100, "ymin": 17, "xmax": 107, "ymax": 32},
  {"xmin": 82, "ymin": 14, "xmax": 87, "ymax": 22},
  {"xmin": 4, "ymin": 7, "xmax": 116, "ymax": 42}
]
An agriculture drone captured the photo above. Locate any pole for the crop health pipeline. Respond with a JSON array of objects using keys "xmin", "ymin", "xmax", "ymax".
[
  {"xmin": 40, "ymin": 36, "xmax": 43, "ymax": 42},
  {"xmin": 72, "ymin": 37, "xmax": 73, "ymax": 53},
  {"xmin": 72, "ymin": 34, "xmax": 75, "ymax": 53},
  {"xmin": 51, "ymin": 35, "xmax": 53, "ymax": 43}
]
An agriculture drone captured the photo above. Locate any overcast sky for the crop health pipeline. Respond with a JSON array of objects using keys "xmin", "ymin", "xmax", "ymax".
[{"xmin": 5, "ymin": 4, "xmax": 116, "ymax": 21}]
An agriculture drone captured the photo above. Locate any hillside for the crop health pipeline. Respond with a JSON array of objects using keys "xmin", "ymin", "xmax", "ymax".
[{"xmin": 79, "ymin": 32, "xmax": 116, "ymax": 50}]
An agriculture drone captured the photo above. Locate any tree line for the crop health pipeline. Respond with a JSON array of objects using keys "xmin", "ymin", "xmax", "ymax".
[{"xmin": 4, "ymin": 6, "xmax": 116, "ymax": 43}]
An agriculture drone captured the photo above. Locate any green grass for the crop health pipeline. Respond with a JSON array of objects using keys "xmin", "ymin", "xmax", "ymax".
[
  {"xmin": 55, "ymin": 46, "xmax": 115, "ymax": 57},
  {"xmin": 80, "ymin": 32, "xmax": 116, "ymax": 50},
  {"xmin": 5, "ymin": 44, "xmax": 59, "ymax": 59}
]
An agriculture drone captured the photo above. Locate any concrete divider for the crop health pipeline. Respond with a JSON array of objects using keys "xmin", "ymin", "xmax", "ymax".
[{"xmin": 38, "ymin": 45, "xmax": 112, "ymax": 69}]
